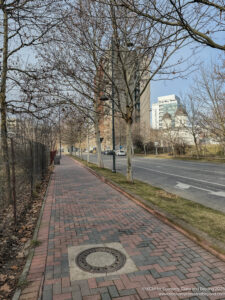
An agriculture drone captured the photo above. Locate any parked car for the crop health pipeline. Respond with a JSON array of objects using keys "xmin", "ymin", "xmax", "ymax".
[
  {"xmin": 116, "ymin": 150, "xmax": 126, "ymax": 156},
  {"xmin": 104, "ymin": 150, "xmax": 114, "ymax": 155}
]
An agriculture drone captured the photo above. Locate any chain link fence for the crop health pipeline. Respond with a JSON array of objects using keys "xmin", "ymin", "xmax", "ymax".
[{"xmin": 0, "ymin": 136, "xmax": 50, "ymax": 225}]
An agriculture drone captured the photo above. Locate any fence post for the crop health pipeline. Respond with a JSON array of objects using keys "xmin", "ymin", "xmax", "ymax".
[
  {"xmin": 10, "ymin": 138, "xmax": 16, "ymax": 227},
  {"xmin": 41, "ymin": 144, "xmax": 45, "ymax": 179},
  {"xmin": 29, "ymin": 140, "xmax": 34, "ymax": 198}
]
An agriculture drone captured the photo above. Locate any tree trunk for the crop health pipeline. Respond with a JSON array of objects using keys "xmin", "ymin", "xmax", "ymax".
[
  {"xmin": 10, "ymin": 138, "xmax": 16, "ymax": 227},
  {"xmin": 0, "ymin": 9, "xmax": 11, "ymax": 204},
  {"xmin": 131, "ymin": 142, "xmax": 134, "ymax": 156},
  {"xmin": 79, "ymin": 137, "xmax": 82, "ymax": 159},
  {"xmin": 29, "ymin": 141, "xmax": 34, "ymax": 198},
  {"xmin": 144, "ymin": 144, "xmax": 147, "ymax": 156},
  {"xmin": 87, "ymin": 126, "xmax": 90, "ymax": 164},
  {"xmin": 171, "ymin": 144, "xmax": 175, "ymax": 156},
  {"xmin": 193, "ymin": 135, "xmax": 200, "ymax": 159},
  {"xmin": 126, "ymin": 119, "xmax": 133, "ymax": 182},
  {"xmin": 95, "ymin": 123, "xmax": 104, "ymax": 168},
  {"xmin": 94, "ymin": 110, "xmax": 103, "ymax": 168}
]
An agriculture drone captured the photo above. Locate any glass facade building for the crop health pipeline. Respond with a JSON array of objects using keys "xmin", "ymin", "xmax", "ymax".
[{"xmin": 152, "ymin": 95, "xmax": 181, "ymax": 129}]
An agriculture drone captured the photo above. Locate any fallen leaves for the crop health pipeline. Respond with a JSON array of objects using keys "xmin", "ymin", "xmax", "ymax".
[
  {"xmin": 20, "ymin": 237, "xmax": 28, "ymax": 243},
  {"xmin": 0, "ymin": 172, "xmax": 51, "ymax": 300},
  {"xmin": 0, "ymin": 274, "xmax": 7, "ymax": 282},
  {"xmin": 0, "ymin": 283, "xmax": 11, "ymax": 293}
]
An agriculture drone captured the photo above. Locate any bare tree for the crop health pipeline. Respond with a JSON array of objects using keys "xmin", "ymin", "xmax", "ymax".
[
  {"xmin": 120, "ymin": 0, "xmax": 225, "ymax": 51},
  {"xmin": 35, "ymin": 0, "xmax": 109, "ymax": 168},
  {"xmin": 183, "ymin": 95, "xmax": 202, "ymax": 158},
  {"xmin": 139, "ymin": 123, "xmax": 151, "ymax": 155},
  {"xmin": 161, "ymin": 113, "xmax": 179, "ymax": 155},
  {"xmin": 0, "ymin": 0, "xmax": 63, "ymax": 204},
  {"xmin": 36, "ymin": 0, "xmax": 194, "ymax": 181},
  {"xmin": 188, "ymin": 63, "xmax": 225, "ymax": 154},
  {"xmin": 61, "ymin": 111, "xmax": 87, "ymax": 157},
  {"xmin": 96, "ymin": 1, "xmax": 193, "ymax": 181}
]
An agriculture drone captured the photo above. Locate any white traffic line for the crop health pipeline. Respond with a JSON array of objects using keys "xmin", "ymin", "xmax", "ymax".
[
  {"xmin": 132, "ymin": 158, "xmax": 225, "ymax": 175},
  {"xmin": 175, "ymin": 182, "xmax": 225, "ymax": 197},
  {"xmin": 82, "ymin": 155, "xmax": 225, "ymax": 188},
  {"xmin": 135, "ymin": 157, "xmax": 225, "ymax": 168},
  {"xmin": 133, "ymin": 165, "xmax": 225, "ymax": 188}
]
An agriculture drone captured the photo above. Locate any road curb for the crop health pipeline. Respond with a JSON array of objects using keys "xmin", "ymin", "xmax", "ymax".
[
  {"xmin": 12, "ymin": 171, "xmax": 53, "ymax": 300},
  {"xmin": 72, "ymin": 156, "xmax": 225, "ymax": 263}
]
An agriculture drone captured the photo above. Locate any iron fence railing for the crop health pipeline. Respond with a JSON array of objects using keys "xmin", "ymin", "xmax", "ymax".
[{"xmin": 0, "ymin": 136, "xmax": 50, "ymax": 225}]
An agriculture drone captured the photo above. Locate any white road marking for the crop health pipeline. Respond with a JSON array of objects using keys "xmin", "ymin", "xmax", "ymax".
[
  {"xmin": 211, "ymin": 191, "xmax": 225, "ymax": 197},
  {"xmin": 133, "ymin": 165, "xmax": 225, "ymax": 188},
  {"xmin": 135, "ymin": 156, "xmax": 224, "ymax": 167},
  {"xmin": 83, "ymin": 154, "xmax": 225, "ymax": 188},
  {"xmin": 175, "ymin": 181, "xmax": 225, "ymax": 197},
  {"xmin": 176, "ymin": 182, "xmax": 190, "ymax": 190},
  {"xmin": 132, "ymin": 158, "xmax": 225, "ymax": 175}
]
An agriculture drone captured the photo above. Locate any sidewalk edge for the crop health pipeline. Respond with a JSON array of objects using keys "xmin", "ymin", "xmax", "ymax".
[
  {"xmin": 12, "ymin": 171, "xmax": 54, "ymax": 300},
  {"xmin": 72, "ymin": 157, "xmax": 225, "ymax": 263}
]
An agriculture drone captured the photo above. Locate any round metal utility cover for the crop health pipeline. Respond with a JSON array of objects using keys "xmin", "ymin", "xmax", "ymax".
[{"xmin": 76, "ymin": 247, "xmax": 126, "ymax": 273}]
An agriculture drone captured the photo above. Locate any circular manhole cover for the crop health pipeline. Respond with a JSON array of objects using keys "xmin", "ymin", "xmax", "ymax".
[{"xmin": 76, "ymin": 247, "xmax": 126, "ymax": 273}]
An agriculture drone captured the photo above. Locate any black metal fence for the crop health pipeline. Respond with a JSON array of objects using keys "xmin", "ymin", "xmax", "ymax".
[{"xmin": 0, "ymin": 136, "xmax": 50, "ymax": 225}]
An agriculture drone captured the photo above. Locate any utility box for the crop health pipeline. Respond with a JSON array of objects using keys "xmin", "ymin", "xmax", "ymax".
[{"xmin": 54, "ymin": 155, "xmax": 61, "ymax": 165}]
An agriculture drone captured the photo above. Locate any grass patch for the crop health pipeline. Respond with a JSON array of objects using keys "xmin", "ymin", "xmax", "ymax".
[
  {"xmin": 71, "ymin": 155, "xmax": 225, "ymax": 249},
  {"xmin": 17, "ymin": 279, "xmax": 29, "ymax": 289},
  {"xmin": 31, "ymin": 190, "xmax": 40, "ymax": 199},
  {"xmin": 30, "ymin": 239, "xmax": 42, "ymax": 248}
]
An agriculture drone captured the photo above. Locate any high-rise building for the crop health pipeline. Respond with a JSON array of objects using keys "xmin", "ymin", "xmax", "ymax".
[
  {"xmin": 152, "ymin": 94, "xmax": 181, "ymax": 129},
  {"xmin": 96, "ymin": 51, "xmax": 150, "ymax": 150},
  {"xmin": 140, "ymin": 75, "xmax": 151, "ymax": 138},
  {"xmin": 152, "ymin": 102, "xmax": 159, "ymax": 129}
]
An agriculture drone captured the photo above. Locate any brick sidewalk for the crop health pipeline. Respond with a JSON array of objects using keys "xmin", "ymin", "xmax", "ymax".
[{"xmin": 19, "ymin": 156, "xmax": 225, "ymax": 300}]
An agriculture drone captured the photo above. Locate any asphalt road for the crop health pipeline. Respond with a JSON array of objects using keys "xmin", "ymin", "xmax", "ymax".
[{"xmin": 79, "ymin": 153, "xmax": 225, "ymax": 213}]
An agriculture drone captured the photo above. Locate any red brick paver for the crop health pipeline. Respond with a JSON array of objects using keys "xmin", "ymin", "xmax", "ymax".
[{"xmin": 19, "ymin": 156, "xmax": 225, "ymax": 299}]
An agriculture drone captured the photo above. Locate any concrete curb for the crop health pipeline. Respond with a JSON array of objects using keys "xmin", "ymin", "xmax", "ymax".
[
  {"xmin": 12, "ymin": 171, "xmax": 53, "ymax": 300},
  {"xmin": 72, "ymin": 156, "xmax": 225, "ymax": 263}
]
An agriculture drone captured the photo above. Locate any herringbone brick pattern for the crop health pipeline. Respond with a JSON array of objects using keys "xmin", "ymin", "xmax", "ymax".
[{"xmin": 19, "ymin": 156, "xmax": 225, "ymax": 300}]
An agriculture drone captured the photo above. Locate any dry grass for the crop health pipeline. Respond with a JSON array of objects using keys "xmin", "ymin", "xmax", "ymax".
[
  {"xmin": 142, "ymin": 154, "xmax": 225, "ymax": 163},
  {"xmin": 138, "ymin": 143, "xmax": 225, "ymax": 163}
]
